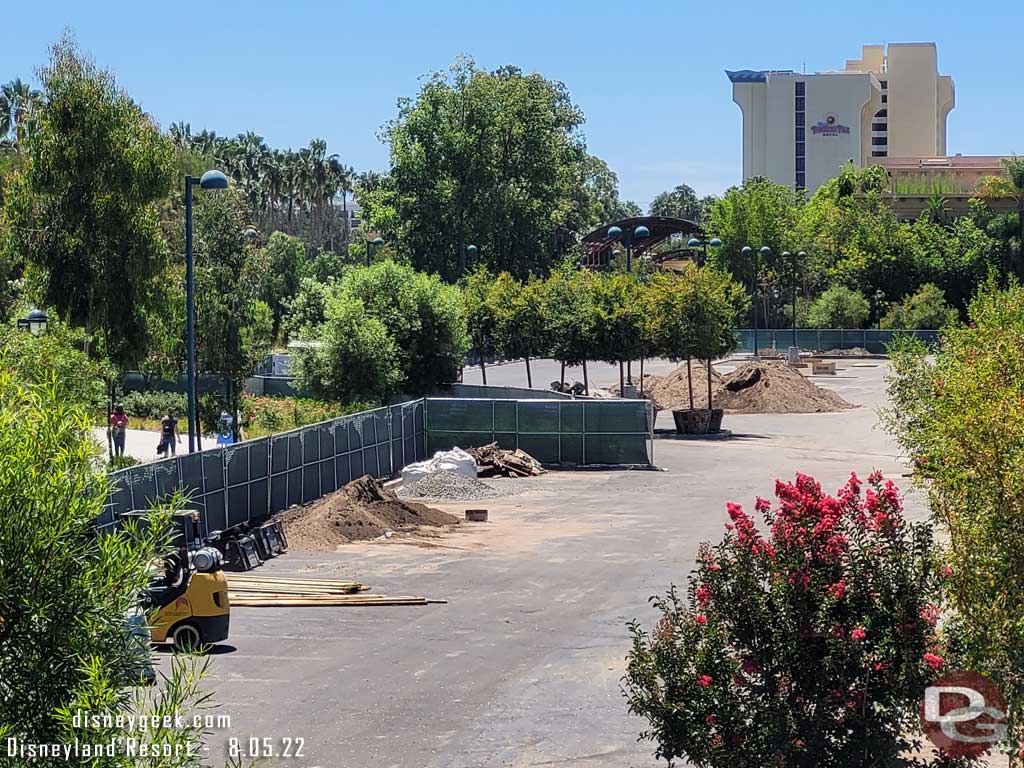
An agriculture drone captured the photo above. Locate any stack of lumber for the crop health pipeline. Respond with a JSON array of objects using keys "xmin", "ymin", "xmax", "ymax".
[
  {"xmin": 468, "ymin": 442, "xmax": 545, "ymax": 478},
  {"xmin": 226, "ymin": 573, "xmax": 444, "ymax": 607}
]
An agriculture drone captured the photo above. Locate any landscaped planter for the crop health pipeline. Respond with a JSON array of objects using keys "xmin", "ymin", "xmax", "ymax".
[{"xmin": 671, "ymin": 408, "xmax": 725, "ymax": 434}]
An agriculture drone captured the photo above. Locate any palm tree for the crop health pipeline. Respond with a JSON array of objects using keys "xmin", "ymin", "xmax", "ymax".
[
  {"xmin": 1, "ymin": 78, "xmax": 43, "ymax": 145},
  {"xmin": 923, "ymin": 193, "xmax": 949, "ymax": 226}
]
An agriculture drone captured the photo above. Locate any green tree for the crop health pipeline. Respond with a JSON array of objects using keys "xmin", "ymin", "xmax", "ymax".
[
  {"xmin": 0, "ymin": 317, "xmax": 112, "ymax": 414},
  {"xmin": 648, "ymin": 183, "xmax": 709, "ymax": 222},
  {"xmin": 283, "ymin": 276, "xmax": 334, "ymax": 341},
  {"xmin": 882, "ymin": 278, "xmax": 1024, "ymax": 749},
  {"xmin": 591, "ymin": 272, "xmax": 645, "ymax": 393},
  {"xmin": 0, "ymin": 369, "xmax": 224, "ymax": 764},
  {"xmin": 1, "ymin": 37, "xmax": 175, "ymax": 367},
  {"xmin": 385, "ymin": 56, "xmax": 589, "ymax": 280},
  {"xmin": 259, "ymin": 231, "xmax": 308, "ymax": 338},
  {"xmin": 880, "ymin": 283, "xmax": 959, "ymax": 330},
  {"xmin": 488, "ymin": 272, "xmax": 547, "ymax": 388},
  {"xmin": 541, "ymin": 262, "xmax": 598, "ymax": 391},
  {"xmin": 461, "ymin": 266, "xmax": 497, "ymax": 384},
  {"xmin": 580, "ymin": 155, "xmax": 640, "ymax": 226},
  {"xmin": 290, "ymin": 294, "xmax": 400, "ymax": 402},
  {"xmin": 806, "ymin": 285, "xmax": 870, "ymax": 328},
  {"xmin": 647, "ymin": 268, "xmax": 745, "ymax": 413},
  {"xmin": 193, "ymin": 188, "xmax": 274, "ymax": 429},
  {"xmin": 338, "ymin": 260, "xmax": 469, "ymax": 393}
]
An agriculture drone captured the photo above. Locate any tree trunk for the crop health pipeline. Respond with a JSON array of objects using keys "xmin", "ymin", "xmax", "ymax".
[
  {"xmin": 479, "ymin": 346, "xmax": 487, "ymax": 385},
  {"xmin": 525, "ymin": 356, "xmax": 532, "ymax": 388},
  {"xmin": 619, "ymin": 361, "xmax": 625, "ymax": 395},
  {"xmin": 640, "ymin": 358, "xmax": 645, "ymax": 394},
  {"xmin": 582, "ymin": 360, "xmax": 589, "ymax": 395},
  {"xmin": 687, "ymin": 357, "xmax": 694, "ymax": 411},
  {"xmin": 626, "ymin": 360, "xmax": 632, "ymax": 384},
  {"xmin": 560, "ymin": 361, "xmax": 566, "ymax": 390},
  {"xmin": 107, "ymin": 379, "xmax": 115, "ymax": 462}
]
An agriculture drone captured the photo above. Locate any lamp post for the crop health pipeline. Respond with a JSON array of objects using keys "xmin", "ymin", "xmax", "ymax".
[
  {"xmin": 781, "ymin": 250, "xmax": 806, "ymax": 354},
  {"xmin": 687, "ymin": 237, "xmax": 723, "ymax": 268},
  {"xmin": 185, "ymin": 169, "xmax": 229, "ymax": 454},
  {"xmin": 466, "ymin": 244, "xmax": 478, "ymax": 276},
  {"xmin": 606, "ymin": 224, "xmax": 650, "ymax": 272},
  {"xmin": 365, "ymin": 237, "xmax": 384, "ymax": 267},
  {"xmin": 16, "ymin": 307, "xmax": 48, "ymax": 336},
  {"xmin": 873, "ymin": 289, "xmax": 886, "ymax": 329},
  {"xmin": 741, "ymin": 246, "xmax": 771, "ymax": 358}
]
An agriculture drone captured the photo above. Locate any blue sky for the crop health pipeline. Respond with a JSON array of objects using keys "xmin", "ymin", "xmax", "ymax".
[{"xmin": 3, "ymin": 0, "xmax": 1021, "ymax": 207}]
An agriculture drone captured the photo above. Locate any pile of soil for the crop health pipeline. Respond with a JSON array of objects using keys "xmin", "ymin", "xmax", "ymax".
[
  {"xmin": 274, "ymin": 475, "xmax": 459, "ymax": 550},
  {"xmin": 619, "ymin": 364, "xmax": 724, "ymax": 411},
  {"xmin": 714, "ymin": 362, "xmax": 854, "ymax": 414}
]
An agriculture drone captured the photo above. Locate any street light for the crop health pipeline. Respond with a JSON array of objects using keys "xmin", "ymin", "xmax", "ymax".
[
  {"xmin": 16, "ymin": 307, "xmax": 48, "ymax": 336},
  {"xmin": 365, "ymin": 237, "xmax": 384, "ymax": 267},
  {"xmin": 781, "ymin": 250, "xmax": 807, "ymax": 350},
  {"xmin": 742, "ymin": 246, "xmax": 770, "ymax": 358},
  {"xmin": 466, "ymin": 244, "xmax": 478, "ymax": 273},
  {"xmin": 687, "ymin": 237, "xmax": 723, "ymax": 268},
  {"xmin": 873, "ymin": 289, "xmax": 886, "ymax": 329},
  {"xmin": 607, "ymin": 224, "xmax": 650, "ymax": 272},
  {"xmin": 185, "ymin": 169, "xmax": 229, "ymax": 454}
]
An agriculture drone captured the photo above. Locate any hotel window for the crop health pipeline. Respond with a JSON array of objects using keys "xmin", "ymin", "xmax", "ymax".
[{"xmin": 794, "ymin": 81, "xmax": 806, "ymax": 190}]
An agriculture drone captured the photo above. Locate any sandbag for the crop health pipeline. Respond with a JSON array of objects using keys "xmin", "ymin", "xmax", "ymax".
[{"xmin": 401, "ymin": 447, "xmax": 477, "ymax": 484}]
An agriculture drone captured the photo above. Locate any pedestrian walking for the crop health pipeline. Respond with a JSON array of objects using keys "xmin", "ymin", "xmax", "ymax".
[
  {"xmin": 158, "ymin": 414, "xmax": 181, "ymax": 457},
  {"xmin": 109, "ymin": 403, "xmax": 129, "ymax": 458}
]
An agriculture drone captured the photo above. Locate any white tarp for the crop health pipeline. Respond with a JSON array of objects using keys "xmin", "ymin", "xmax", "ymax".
[{"xmin": 401, "ymin": 447, "xmax": 477, "ymax": 484}]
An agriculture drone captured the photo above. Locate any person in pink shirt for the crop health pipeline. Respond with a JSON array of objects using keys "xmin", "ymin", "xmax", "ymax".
[{"xmin": 109, "ymin": 403, "xmax": 129, "ymax": 457}]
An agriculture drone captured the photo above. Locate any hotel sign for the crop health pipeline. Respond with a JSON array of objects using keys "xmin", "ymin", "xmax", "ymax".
[{"xmin": 811, "ymin": 114, "xmax": 850, "ymax": 136}]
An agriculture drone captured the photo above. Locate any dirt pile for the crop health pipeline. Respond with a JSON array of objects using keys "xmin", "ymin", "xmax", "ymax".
[
  {"xmin": 619, "ymin": 364, "xmax": 724, "ymax": 411},
  {"xmin": 715, "ymin": 362, "xmax": 854, "ymax": 414},
  {"xmin": 275, "ymin": 475, "xmax": 459, "ymax": 550}
]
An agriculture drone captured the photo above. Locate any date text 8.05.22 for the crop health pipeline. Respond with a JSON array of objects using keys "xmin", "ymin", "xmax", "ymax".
[{"xmin": 227, "ymin": 737, "xmax": 305, "ymax": 759}]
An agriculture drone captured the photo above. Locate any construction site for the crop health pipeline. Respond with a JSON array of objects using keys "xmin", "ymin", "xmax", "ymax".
[{"xmin": 128, "ymin": 353, "xmax": 912, "ymax": 767}]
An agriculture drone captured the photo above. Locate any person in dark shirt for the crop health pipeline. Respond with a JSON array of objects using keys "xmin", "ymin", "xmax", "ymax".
[{"xmin": 159, "ymin": 414, "xmax": 181, "ymax": 456}]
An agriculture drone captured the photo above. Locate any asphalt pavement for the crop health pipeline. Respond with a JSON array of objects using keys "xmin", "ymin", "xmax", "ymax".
[{"xmin": 165, "ymin": 361, "xmax": 925, "ymax": 768}]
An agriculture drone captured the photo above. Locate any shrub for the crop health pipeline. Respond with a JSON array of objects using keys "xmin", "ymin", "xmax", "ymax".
[
  {"xmin": 0, "ymin": 368, "xmax": 218, "ymax": 761},
  {"xmin": 240, "ymin": 394, "xmax": 373, "ymax": 437},
  {"xmin": 880, "ymin": 283, "xmax": 959, "ymax": 330},
  {"xmin": 806, "ymin": 286, "xmax": 870, "ymax": 328},
  {"xmin": 120, "ymin": 389, "xmax": 188, "ymax": 420},
  {"xmin": 883, "ymin": 277, "xmax": 1024, "ymax": 751},
  {"xmin": 624, "ymin": 472, "xmax": 944, "ymax": 767}
]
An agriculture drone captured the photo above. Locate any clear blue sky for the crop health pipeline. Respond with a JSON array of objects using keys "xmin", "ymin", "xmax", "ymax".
[{"xmin": 3, "ymin": 0, "xmax": 1021, "ymax": 208}]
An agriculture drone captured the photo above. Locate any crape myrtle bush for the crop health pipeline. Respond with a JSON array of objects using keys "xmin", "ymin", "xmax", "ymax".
[{"xmin": 624, "ymin": 472, "xmax": 959, "ymax": 768}]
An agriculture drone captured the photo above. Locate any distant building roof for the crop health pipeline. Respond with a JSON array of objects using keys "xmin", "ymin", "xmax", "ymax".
[{"xmin": 725, "ymin": 69, "xmax": 796, "ymax": 83}]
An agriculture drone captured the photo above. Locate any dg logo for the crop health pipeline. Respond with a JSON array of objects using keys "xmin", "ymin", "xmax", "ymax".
[{"xmin": 921, "ymin": 670, "xmax": 1007, "ymax": 757}]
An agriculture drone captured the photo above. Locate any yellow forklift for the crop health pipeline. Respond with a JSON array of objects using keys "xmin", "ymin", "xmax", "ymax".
[{"xmin": 125, "ymin": 509, "xmax": 231, "ymax": 651}]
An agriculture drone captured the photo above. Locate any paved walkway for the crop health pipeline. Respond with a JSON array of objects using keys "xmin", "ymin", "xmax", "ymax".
[{"xmin": 93, "ymin": 427, "xmax": 217, "ymax": 463}]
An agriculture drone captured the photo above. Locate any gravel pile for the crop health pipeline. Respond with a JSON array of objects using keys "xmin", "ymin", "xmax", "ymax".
[{"xmin": 401, "ymin": 470, "xmax": 511, "ymax": 501}]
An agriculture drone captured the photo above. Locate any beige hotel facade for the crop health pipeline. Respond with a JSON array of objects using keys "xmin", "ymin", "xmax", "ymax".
[{"xmin": 727, "ymin": 43, "xmax": 955, "ymax": 194}]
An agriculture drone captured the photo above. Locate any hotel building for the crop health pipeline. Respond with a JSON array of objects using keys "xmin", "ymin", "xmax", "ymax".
[{"xmin": 727, "ymin": 43, "xmax": 955, "ymax": 194}]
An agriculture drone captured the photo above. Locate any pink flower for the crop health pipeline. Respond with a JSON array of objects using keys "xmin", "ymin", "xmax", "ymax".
[
  {"xmin": 696, "ymin": 585, "xmax": 711, "ymax": 606},
  {"xmin": 698, "ymin": 674, "xmax": 713, "ymax": 688},
  {"xmin": 793, "ymin": 738, "xmax": 804, "ymax": 749},
  {"xmin": 920, "ymin": 604, "xmax": 940, "ymax": 626},
  {"xmin": 827, "ymin": 579, "xmax": 846, "ymax": 600},
  {"xmin": 695, "ymin": 614, "xmax": 708, "ymax": 626},
  {"xmin": 831, "ymin": 623, "xmax": 845, "ymax": 638},
  {"xmin": 851, "ymin": 627, "xmax": 866, "ymax": 641},
  {"xmin": 711, "ymin": 733, "xmax": 723, "ymax": 748},
  {"xmin": 923, "ymin": 652, "xmax": 945, "ymax": 671},
  {"xmin": 705, "ymin": 714, "xmax": 717, "ymax": 725},
  {"xmin": 939, "ymin": 564, "xmax": 953, "ymax": 578}
]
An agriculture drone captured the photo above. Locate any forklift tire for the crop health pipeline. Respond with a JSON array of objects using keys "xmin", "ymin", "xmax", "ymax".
[{"xmin": 171, "ymin": 623, "xmax": 203, "ymax": 653}]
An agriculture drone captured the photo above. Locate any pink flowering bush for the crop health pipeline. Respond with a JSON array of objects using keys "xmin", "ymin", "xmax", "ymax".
[{"xmin": 624, "ymin": 472, "xmax": 953, "ymax": 767}]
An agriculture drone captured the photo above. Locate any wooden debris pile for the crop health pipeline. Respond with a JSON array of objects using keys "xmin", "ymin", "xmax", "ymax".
[
  {"xmin": 226, "ymin": 573, "xmax": 445, "ymax": 607},
  {"xmin": 468, "ymin": 442, "xmax": 545, "ymax": 478}
]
